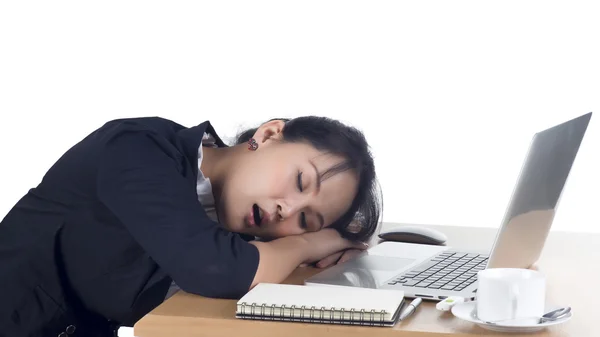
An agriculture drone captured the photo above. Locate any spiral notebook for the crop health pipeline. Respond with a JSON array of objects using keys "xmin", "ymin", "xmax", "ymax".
[{"xmin": 236, "ymin": 283, "xmax": 405, "ymax": 326}]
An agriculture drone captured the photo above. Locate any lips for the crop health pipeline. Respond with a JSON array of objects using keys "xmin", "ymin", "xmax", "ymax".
[
  {"xmin": 252, "ymin": 204, "xmax": 262, "ymax": 225},
  {"xmin": 249, "ymin": 203, "xmax": 270, "ymax": 227}
]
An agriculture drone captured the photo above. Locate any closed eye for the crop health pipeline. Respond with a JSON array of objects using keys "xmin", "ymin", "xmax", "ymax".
[
  {"xmin": 297, "ymin": 171, "xmax": 303, "ymax": 192},
  {"xmin": 300, "ymin": 212, "xmax": 308, "ymax": 229},
  {"xmin": 296, "ymin": 171, "xmax": 308, "ymax": 229}
]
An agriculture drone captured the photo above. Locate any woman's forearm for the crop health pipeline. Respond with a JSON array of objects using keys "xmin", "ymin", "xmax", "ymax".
[
  {"xmin": 249, "ymin": 235, "xmax": 309, "ymax": 287},
  {"xmin": 248, "ymin": 229, "xmax": 363, "ymax": 288}
]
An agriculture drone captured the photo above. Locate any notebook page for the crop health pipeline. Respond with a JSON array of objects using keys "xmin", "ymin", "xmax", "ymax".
[{"xmin": 237, "ymin": 283, "xmax": 404, "ymax": 320}]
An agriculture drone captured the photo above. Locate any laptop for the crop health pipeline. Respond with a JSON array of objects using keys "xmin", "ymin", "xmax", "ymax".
[{"xmin": 305, "ymin": 112, "xmax": 593, "ymax": 301}]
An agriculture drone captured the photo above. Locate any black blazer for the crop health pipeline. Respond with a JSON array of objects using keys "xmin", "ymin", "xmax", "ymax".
[{"xmin": 0, "ymin": 117, "xmax": 260, "ymax": 337}]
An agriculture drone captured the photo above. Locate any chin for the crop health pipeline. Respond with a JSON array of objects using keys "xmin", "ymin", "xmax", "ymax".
[
  {"xmin": 226, "ymin": 221, "xmax": 245, "ymax": 234},
  {"xmin": 231, "ymin": 218, "xmax": 251, "ymax": 235}
]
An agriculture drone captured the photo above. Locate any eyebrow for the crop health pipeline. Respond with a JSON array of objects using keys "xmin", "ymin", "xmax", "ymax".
[{"xmin": 309, "ymin": 160, "xmax": 325, "ymax": 229}]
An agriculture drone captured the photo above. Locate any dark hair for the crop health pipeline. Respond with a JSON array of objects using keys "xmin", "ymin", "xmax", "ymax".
[{"xmin": 235, "ymin": 116, "xmax": 382, "ymax": 242}]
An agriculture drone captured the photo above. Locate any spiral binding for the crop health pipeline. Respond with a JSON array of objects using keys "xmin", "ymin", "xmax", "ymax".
[{"xmin": 236, "ymin": 302, "xmax": 388, "ymax": 326}]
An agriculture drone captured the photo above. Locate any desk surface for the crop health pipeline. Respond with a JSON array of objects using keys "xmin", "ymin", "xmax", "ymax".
[{"xmin": 134, "ymin": 224, "xmax": 599, "ymax": 337}]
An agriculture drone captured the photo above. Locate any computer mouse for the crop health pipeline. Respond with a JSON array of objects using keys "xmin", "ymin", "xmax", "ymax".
[{"xmin": 378, "ymin": 226, "xmax": 448, "ymax": 245}]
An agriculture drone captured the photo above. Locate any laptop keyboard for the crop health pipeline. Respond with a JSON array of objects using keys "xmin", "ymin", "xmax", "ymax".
[{"xmin": 387, "ymin": 251, "xmax": 488, "ymax": 292}]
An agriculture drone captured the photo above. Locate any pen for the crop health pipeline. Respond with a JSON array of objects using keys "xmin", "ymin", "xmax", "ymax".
[{"xmin": 399, "ymin": 297, "xmax": 422, "ymax": 321}]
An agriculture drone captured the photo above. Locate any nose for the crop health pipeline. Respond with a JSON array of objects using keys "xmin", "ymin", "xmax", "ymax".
[{"xmin": 277, "ymin": 195, "xmax": 310, "ymax": 221}]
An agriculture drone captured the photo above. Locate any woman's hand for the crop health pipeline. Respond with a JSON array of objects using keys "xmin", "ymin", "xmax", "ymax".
[
  {"xmin": 249, "ymin": 228, "xmax": 367, "ymax": 287},
  {"xmin": 313, "ymin": 248, "xmax": 365, "ymax": 268},
  {"xmin": 299, "ymin": 228, "xmax": 368, "ymax": 266},
  {"xmin": 299, "ymin": 248, "xmax": 365, "ymax": 268}
]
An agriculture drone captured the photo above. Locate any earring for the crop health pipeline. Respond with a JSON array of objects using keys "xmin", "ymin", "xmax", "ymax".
[{"xmin": 247, "ymin": 138, "xmax": 258, "ymax": 151}]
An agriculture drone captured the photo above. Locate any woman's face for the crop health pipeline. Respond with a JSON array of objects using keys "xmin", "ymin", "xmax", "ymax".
[{"xmin": 217, "ymin": 121, "xmax": 358, "ymax": 239}]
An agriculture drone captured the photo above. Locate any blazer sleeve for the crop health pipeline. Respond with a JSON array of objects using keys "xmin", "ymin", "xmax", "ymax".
[{"xmin": 96, "ymin": 127, "xmax": 259, "ymax": 299}]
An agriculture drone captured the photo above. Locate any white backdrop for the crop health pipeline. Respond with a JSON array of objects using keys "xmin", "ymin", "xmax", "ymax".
[{"xmin": 1, "ymin": 1, "xmax": 598, "ymax": 235}]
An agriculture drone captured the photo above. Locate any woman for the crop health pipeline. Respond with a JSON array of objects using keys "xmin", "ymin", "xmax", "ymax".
[{"xmin": 0, "ymin": 115, "xmax": 381, "ymax": 337}]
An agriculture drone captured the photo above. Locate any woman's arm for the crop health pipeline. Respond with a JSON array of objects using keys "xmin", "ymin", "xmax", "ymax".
[
  {"xmin": 97, "ymin": 126, "xmax": 261, "ymax": 299},
  {"xmin": 96, "ymin": 121, "xmax": 364, "ymax": 298},
  {"xmin": 249, "ymin": 229, "xmax": 366, "ymax": 287}
]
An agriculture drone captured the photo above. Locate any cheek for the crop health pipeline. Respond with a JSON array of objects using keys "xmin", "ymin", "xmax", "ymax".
[
  {"xmin": 249, "ymin": 161, "xmax": 292, "ymax": 197},
  {"xmin": 265, "ymin": 220, "xmax": 303, "ymax": 238},
  {"xmin": 224, "ymin": 158, "xmax": 291, "ymax": 213}
]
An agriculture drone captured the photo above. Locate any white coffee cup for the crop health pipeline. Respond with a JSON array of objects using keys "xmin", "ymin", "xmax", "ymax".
[{"xmin": 476, "ymin": 268, "xmax": 545, "ymax": 325}]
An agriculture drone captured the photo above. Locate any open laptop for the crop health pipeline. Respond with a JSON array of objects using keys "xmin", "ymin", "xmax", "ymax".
[{"xmin": 305, "ymin": 112, "xmax": 593, "ymax": 301}]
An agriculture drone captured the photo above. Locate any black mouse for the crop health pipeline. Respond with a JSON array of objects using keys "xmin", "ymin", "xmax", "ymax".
[{"xmin": 378, "ymin": 226, "xmax": 447, "ymax": 245}]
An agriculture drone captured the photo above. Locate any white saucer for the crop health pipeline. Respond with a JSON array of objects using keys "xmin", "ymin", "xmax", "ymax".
[{"xmin": 451, "ymin": 301, "xmax": 572, "ymax": 333}]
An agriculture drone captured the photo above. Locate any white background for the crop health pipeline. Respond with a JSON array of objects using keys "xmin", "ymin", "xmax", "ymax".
[
  {"xmin": 1, "ymin": 1, "xmax": 598, "ymax": 236},
  {"xmin": 1, "ymin": 2, "xmax": 598, "ymax": 336}
]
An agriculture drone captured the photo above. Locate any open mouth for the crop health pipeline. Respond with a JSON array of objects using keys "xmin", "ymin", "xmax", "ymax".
[{"xmin": 252, "ymin": 204, "xmax": 263, "ymax": 226}]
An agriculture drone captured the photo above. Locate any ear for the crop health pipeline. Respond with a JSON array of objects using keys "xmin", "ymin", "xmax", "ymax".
[{"xmin": 253, "ymin": 119, "xmax": 286, "ymax": 146}]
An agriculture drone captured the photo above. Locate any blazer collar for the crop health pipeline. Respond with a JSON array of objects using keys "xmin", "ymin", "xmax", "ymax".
[{"xmin": 176, "ymin": 120, "xmax": 228, "ymax": 173}]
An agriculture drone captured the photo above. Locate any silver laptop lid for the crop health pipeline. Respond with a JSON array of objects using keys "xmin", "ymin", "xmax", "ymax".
[{"xmin": 487, "ymin": 112, "xmax": 592, "ymax": 269}]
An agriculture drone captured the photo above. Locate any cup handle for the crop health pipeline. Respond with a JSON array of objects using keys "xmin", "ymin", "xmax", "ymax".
[{"xmin": 509, "ymin": 284, "xmax": 520, "ymax": 320}]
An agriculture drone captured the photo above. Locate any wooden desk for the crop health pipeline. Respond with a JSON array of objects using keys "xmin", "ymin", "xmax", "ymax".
[{"xmin": 134, "ymin": 224, "xmax": 599, "ymax": 337}]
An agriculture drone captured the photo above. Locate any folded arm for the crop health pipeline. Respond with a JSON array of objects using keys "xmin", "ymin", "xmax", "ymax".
[{"xmin": 96, "ymin": 125, "xmax": 360, "ymax": 298}]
